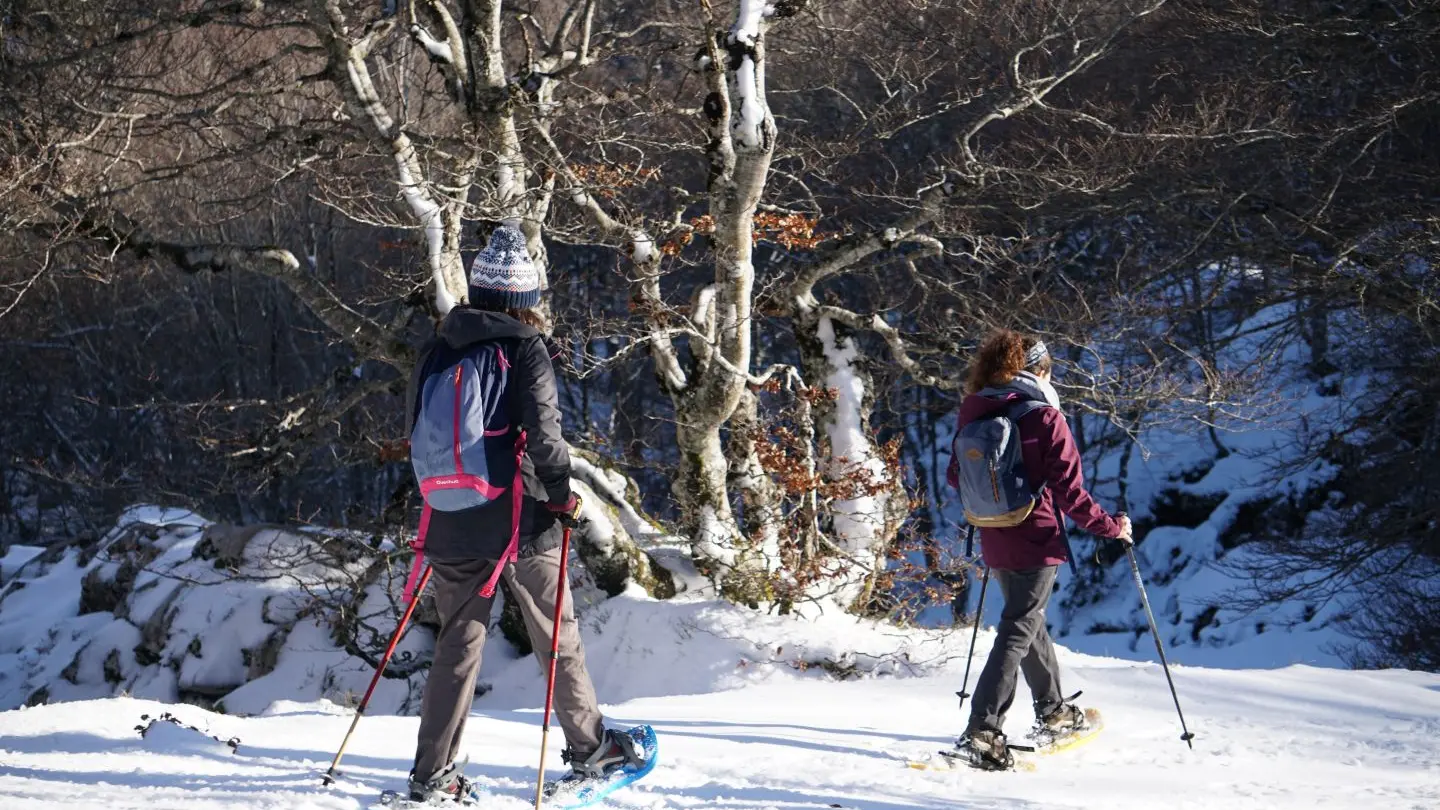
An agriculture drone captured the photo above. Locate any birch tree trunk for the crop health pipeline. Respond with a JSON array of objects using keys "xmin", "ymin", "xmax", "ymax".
[
  {"xmin": 666, "ymin": 1, "xmax": 796, "ymax": 598},
  {"xmin": 727, "ymin": 386, "xmax": 785, "ymax": 600},
  {"xmin": 793, "ymin": 310, "xmax": 908, "ymax": 610},
  {"xmin": 784, "ymin": 216, "xmax": 946, "ymax": 610}
]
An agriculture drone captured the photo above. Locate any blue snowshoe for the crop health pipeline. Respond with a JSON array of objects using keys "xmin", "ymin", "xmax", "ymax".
[{"xmin": 543, "ymin": 725, "xmax": 658, "ymax": 809}]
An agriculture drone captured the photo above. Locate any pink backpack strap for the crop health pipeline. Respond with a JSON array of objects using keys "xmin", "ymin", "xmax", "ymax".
[
  {"xmin": 402, "ymin": 503, "xmax": 432, "ymax": 604},
  {"xmin": 478, "ymin": 430, "xmax": 529, "ymax": 598}
]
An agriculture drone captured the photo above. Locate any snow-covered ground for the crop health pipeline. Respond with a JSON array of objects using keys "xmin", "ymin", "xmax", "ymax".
[{"xmin": 1, "ymin": 604, "xmax": 1436, "ymax": 810}]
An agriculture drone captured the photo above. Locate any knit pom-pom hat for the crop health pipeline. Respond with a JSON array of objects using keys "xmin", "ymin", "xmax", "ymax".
[{"xmin": 468, "ymin": 225, "xmax": 540, "ymax": 310}]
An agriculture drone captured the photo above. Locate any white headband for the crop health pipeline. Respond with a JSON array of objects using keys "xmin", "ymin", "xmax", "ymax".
[{"xmin": 1025, "ymin": 341, "xmax": 1049, "ymax": 368}]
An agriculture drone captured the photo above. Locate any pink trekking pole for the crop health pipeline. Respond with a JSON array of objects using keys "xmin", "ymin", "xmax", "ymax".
[
  {"xmin": 322, "ymin": 565, "xmax": 433, "ymax": 785},
  {"xmin": 534, "ymin": 525, "xmax": 574, "ymax": 809}
]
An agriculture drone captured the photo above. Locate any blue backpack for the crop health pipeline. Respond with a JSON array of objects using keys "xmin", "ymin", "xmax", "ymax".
[
  {"xmin": 951, "ymin": 399, "xmax": 1050, "ymax": 528},
  {"xmin": 404, "ymin": 339, "xmax": 529, "ymax": 602},
  {"xmin": 410, "ymin": 341, "xmax": 525, "ymax": 512}
]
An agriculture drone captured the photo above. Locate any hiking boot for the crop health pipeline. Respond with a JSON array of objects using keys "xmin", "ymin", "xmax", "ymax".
[
  {"xmin": 956, "ymin": 728, "xmax": 1014, "ymax": 771},
  {"xmin": 407, "ymin": 760, "xmax": 476, "ymax": 805},
  {"xmin": 1039, "ymin": 702, "xmax": 1088, "ymax": 735},
  {"xmin": 545, "ymin": 728, "xmax": 650, "ymax": 798},
  {"xmin": 561, "ymin": 728, "xmax": 647, "ymax": 781}
]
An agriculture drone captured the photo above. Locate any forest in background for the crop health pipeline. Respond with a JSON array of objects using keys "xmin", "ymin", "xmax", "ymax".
[{"xmin": 1, "ymin": 0, "xmax": 1436, "ymax": 669}]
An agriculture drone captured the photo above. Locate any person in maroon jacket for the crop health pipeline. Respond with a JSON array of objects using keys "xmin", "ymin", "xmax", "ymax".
[{"xmin": 946, "ymin": 329, "xmax": 1133, "ymax": 769}]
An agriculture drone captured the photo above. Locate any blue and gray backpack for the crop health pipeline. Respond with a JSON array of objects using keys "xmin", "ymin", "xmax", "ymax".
[
  {"xmin": 951, "ymin": 399, "xmax": 1050, "ymax": 528},
  {"xmin": 410, "ymin": 341, "xmax": 525, "ymax": 512}
]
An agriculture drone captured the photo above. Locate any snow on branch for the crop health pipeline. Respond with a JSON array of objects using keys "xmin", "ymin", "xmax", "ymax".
[
  {"xmin": 631, "ymin": 233, "xmax": 655, "ymax": 266},
  {"xmin": 725, "ymin": 1, "xmax": 772, "ymax": 150},
  {"xmin": 717, "ymin": 0, "xmax": 806, "ymax": 152},
  {"xmin": 731, "ymin": 53, "xmax": 766, "ymax": 149},
  {"xmin": 818, "ymin": 305, "xmax": 958, "ymax": 391},
  {"xmin": 392, "ymin": 135, "xmax": 457, "ymax": 314},
  {"xmin": 408, "ymin": 0, "xmax": 469, "ymax": 89},
  {"xmin": 730, "ymin": 0, "xmax": 767, "ymax": 46},
  {"xmin": 410, "ymin": 24, "xmax": 454, "ymax": 64}
]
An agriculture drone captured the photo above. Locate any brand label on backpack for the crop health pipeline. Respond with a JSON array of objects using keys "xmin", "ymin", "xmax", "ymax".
[{"xmin": 952, "ymin": 400, "xmax": 1049, "ymax": 527}]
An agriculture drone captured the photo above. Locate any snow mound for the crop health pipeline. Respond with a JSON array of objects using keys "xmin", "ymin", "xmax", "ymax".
[
  {"xmin": 0, "ymin": 501, "xmax": 976, "ymax": 719},
  {"xmin": 476, "ymin": 587, "xmax": 974, "ymax": 709},
  {"xmin": 0, "ymin": 506, "xmax": 427, "ymax": 716}
]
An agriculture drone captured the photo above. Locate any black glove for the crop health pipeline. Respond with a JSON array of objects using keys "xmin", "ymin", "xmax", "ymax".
[{"xmin": 545, "ymin": 493, "xmax": 583, "ymax": 528}]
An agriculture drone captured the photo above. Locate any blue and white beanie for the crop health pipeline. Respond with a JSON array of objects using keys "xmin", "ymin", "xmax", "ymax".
[{"xmin": 468, "ymin": 225, "xmax": 541, "ymax": 310}]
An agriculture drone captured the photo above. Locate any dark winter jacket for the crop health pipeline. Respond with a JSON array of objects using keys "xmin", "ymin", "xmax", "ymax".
[
  {"xmin": 947, "ymin": 391, "xmax": 1123, "ymax": 571},
  {"xmin": 405, "ymin": 308, "xmax": 573, "ymax": 562}
]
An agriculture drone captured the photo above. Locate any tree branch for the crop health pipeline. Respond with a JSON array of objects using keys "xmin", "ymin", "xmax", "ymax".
[
  {"xmin": 816, "ymin": 305, "xmax": 959, "ymax": 391},
  {"xmin": 960, "ymin": 0, "xmax": 1169, "ymax": 172},
  {"xmin": 530, "ymin": 118, "xmax": 689, "ymax": 393},
  {"xmin": 790, "ymin": 184, "xmax": 949, "ymax": 306},
  {"xmin": 47, "ymin": 199, "xmax": 410, "ymax": 371}
]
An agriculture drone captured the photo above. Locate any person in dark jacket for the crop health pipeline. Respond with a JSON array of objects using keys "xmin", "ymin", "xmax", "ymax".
[
  {"xmin": 945, "ymin": 328, "xmax": 1133, "ymax": 769},
  {"xmin": 403, "ymin": 224, "xmax": 642, "ymax": 803}
]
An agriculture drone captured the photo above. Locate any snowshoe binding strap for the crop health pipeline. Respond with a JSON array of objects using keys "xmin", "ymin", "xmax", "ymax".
[
  {"xmin": 408, "ymin": 759, "xmax": 475, "ymax": 804},
  {"xmin": 567, "ymin": 729, "xmax": 645, "ymax": 779}
]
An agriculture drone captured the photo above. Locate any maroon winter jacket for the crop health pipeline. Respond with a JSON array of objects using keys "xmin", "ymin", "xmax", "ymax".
[{"xmin": 946, "ymin": 393, "xmax": 1124, "ymax": 570}]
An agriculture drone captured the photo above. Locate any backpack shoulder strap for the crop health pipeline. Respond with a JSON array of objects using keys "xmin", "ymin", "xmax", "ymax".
[
  {"xmin": 995, "ymin": 398, "xmax": 1078, "ymax": 574},
  {"xmin": 470, "ymin": 337, "xmax": 527, "ymax": 435},
  {"xmin": 442, "ymin": 338, "xmax": 524, "ymax": 438},
  {"xmin": 504, "ymin": 337, "xmax": 526, "ymax": 438},
  {"xmin": 1005, "ymin": 399, "xmax": 1051, "ymax": 422},
  {"xmin": 1003, "ymin": 399, "xmax": 1053, "ymax": 496}
]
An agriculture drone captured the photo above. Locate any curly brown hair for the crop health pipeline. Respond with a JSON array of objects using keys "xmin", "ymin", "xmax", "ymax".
[{"xmin": 964, "ymin": 329, "xmax": 1053, "ymax": 394}]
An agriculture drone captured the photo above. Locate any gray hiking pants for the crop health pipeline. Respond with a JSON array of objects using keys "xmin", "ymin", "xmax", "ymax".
[
  {"xmin": 969, "ymin": 565, "xmax": 1065, "ymax": 735},
  {"xmin": 413, "ymin": 547, "xmax": 605, "ymax": 782}
]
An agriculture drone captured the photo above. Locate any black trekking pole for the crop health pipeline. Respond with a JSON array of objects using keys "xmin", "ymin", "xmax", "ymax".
[
  {"xmin": 955, "ymin": 525, "xmax": 987, "ymax": 712},
  {"xmin": 1125, "ymin": 542, "xmax": 1195, "ymax": 749},
  {"xmin": 956, "ymin": 566, "xmax": 989, "ymax": 712}
]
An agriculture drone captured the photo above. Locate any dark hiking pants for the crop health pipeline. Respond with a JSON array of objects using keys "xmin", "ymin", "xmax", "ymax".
[
  {"xmin": 413, "ymin": 547, "xmax": 605, "ymax": 782},
  {"xmin": 968, "ymin": 565, "xmax": 1065, "ymax": 735}
]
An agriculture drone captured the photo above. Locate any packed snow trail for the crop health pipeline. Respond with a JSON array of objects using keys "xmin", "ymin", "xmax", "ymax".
[{"xmin": 1, "ymin": 657, "xmax": 1436, "ymax": 810}]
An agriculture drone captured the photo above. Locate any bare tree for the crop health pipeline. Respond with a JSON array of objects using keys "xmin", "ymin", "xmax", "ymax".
[{"xmin": 6, "ymin": 0, "xmax": 1435, "ymax": 641}]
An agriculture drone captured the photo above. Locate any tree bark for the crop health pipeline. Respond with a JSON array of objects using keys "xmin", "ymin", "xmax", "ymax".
[
  {"xmin": 665, "ymin": 2, "xmax": 788, "ymax": 597},
  {"xmin": 794, "ymin": 311, "xmax": 906, "ymax": 610}
]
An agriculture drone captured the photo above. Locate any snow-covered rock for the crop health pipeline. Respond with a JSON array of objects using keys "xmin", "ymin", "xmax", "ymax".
[{"xmin": 0, "ymin": 506, "xmax": 426, "ymax": 715}]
